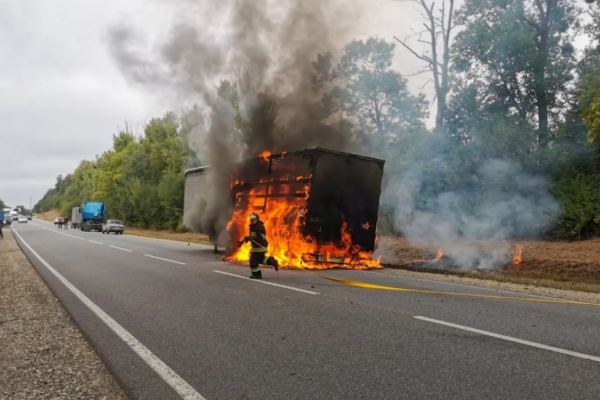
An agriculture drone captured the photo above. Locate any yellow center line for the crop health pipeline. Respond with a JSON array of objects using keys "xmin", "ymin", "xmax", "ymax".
[{"xmin": 297, "ymin": 269, "xmax": 600, "ymax": 307}]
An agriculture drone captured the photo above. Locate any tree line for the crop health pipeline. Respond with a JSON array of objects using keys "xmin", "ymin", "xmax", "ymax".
[
  {"xmin": 36, "ymin": 0, "xmax": 600, "ymax": 239},
  {"xmin": 34, "ymin": 114, "xmax": 201, "ymax": 230}
]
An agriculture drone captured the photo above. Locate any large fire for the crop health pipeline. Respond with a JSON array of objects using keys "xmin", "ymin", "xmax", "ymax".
[{"xmin": 224, "ymin": 154, "xmax": 381, "ymax": 270}]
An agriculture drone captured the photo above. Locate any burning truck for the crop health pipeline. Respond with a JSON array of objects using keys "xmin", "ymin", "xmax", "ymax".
[{"xmin": 183, "ymin": 147, "xmax": 385, "ymax": 269}]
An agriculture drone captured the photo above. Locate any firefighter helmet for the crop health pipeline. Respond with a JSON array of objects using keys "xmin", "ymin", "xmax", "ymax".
[{"xmin": 249, "ymin": 212, "xmax": 259, "ymax": 221}]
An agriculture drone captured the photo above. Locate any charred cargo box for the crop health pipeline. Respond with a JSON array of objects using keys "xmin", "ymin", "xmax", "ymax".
[{"xmin": 230, "ymin": 147, "xmax": 385, "ymax": 252}]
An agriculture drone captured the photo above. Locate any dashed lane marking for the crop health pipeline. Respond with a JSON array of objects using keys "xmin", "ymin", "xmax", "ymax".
[
  {"xmin": 415, "ymin": 316, "xmax": 600, "ymax": 363},
  {"xmin": 214, "ymin": 270, "xmax": 319, "ymax": 295},
  {"xmin": 11, "ymin": 228, "xmax": 207, "ymax": 400},
  {"xmin": 144, "ymin": 254, "xmax": 187, "ymax": 265},
  {"xmin": 110, "ymin": 245, "xmax": 133, "ymax": 252}
]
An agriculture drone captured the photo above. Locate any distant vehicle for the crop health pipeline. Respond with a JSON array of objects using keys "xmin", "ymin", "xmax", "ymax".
[
  {"xmin": 0, "ymin": 210, "xmax": 4, "ymax": 226},
  {"xmin": 27, "ymin": 215, "xmax": 32, "ymax": 221},
  {"xmin": 54, "ymin": 217, "xmax": 60, "ymax": 225},
  {"xmin": 18, "ymin": 215, "xmax": 28, "ymax": 223},
  {"xmin": 71, "ymin": 207, "xmax": 83, "ymax": 228},
  {"xmin": 102, "ymin": 220, "xmax": 124, "ymax": 235},
  {"xmin": 80, "ymin": 201, "xmax": 105, "ymax": 232}
]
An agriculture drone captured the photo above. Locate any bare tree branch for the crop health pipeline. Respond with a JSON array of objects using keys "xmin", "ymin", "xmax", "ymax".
[{"xmin": 393, "ymin": 36, "xmax": 434, "ymax": 64}]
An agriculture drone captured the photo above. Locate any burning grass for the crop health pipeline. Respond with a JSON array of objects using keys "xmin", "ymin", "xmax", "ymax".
[{"xmin": 378, "ymin": 236, "xmax": 600, "ymax": 293}]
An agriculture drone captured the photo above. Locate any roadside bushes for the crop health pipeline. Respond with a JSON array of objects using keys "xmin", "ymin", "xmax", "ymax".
[{"xmin": 552, "ymin": 170, "xmax": 600, "ymax": 239}]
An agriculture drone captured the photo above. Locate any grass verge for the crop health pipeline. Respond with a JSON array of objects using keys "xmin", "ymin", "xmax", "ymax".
[{"xmin": 383, "ymin": 263, "xmax": 600, "ymax": 294}]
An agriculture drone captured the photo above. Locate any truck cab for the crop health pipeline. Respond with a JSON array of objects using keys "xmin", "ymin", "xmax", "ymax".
[{"xmin": 80, "ymin": 201, "xmax": 106, "ymax": 232}]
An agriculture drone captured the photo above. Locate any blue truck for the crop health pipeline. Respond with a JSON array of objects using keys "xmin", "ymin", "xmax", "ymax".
[{"xmin": 80, "ymin": 201, "xmax": 106, "ymax": 232}]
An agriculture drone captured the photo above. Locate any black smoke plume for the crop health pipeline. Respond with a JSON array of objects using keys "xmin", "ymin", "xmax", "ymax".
[{"xmin": 107, "ymin": 0, "xmax": 369, "ymax": 244}]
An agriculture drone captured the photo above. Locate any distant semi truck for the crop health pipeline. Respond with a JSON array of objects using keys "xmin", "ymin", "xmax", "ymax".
[
  {"xmin": 80, "ymin": 201, "xmax": 105, "ymax": 232},
  {"xmin": 71, "ymin": 207, "xmax": 83, "ymax": 228}
]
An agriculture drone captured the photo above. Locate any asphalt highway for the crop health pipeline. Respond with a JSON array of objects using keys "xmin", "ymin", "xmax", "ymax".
[{"xmin": 10, "ymin": 219, "xmax": 600, "ymax": 400}]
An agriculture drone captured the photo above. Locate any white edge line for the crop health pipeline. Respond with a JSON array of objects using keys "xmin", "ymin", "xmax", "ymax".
[
  {"xmin": 42, "ymin": 227, "xmax": 84, "ymax": 240},
  {"xmin": 11, "ymin": 228, "xmax": 206, "ymax": 400},
  {"xmin": 214, "ymin": 270, "xmax": 319, "ymax": 295},
  {"xmin": 414, "ymin": 316, "xmax": 600, "ymax": 363},
  {"xmin": 144, "ymin": 254, "xmax": 187, "ymax": 265},
  {"xmin": 89, "ymin": 240, "xmax": 103, "ymax": 245},
  {"xmin": 110, "ymin": 245, "xmax": 133, "ymax": 252}
]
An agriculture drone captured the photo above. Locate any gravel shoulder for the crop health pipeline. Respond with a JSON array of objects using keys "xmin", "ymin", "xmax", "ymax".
[{"xmin": 0, "ymin": 229, "xmax": 128, "ymax": 400}]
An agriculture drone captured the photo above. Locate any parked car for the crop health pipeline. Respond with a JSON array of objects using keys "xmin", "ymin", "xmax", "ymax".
[
  {"xmin": 27, "ymin": 215, "xmax": 32, "ymax": 220},
  {"xmin": 102, "ymin": 220, "xmax": 124, "ymax": 235},
  {"xmin": 18, "ymin": 216, "xmax": 28, "ymax": 223}
]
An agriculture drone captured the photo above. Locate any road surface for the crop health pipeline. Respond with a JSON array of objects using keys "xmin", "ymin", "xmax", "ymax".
[{"xmin": 10, "ymin": 220, "xmax": 600, "ymax": 400}]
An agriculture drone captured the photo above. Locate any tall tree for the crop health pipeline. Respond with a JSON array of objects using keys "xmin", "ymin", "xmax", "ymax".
[
  {"xmin": 313, "ymin": 37, "xmax": 427, "ymax": 151},
  {"xmin": 452, "ymin": 0, "xmax": 580, "ymax": 147},
  {"xmin": 393, "ymin": 0, "xmax": 457, "ymax": 132}
]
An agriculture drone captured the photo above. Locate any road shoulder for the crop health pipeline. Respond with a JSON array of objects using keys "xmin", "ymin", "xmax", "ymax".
[
  {"xmin": 0, "ymin": 229, "xmax": 128, "ymax": 400},
  {"xmin": 378, "ymin": 268, "xmax": 600, "ymax": 304}
]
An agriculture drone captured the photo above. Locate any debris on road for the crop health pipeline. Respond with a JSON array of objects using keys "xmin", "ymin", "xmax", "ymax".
[{"xmin": 0, "ymin": 229, "xmax": 128, "ymax": 400}]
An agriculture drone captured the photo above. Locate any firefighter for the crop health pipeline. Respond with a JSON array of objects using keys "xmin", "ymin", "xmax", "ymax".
[{"xmin": 238, "ymin": 212, "xmax": 279, "ymax": 279}]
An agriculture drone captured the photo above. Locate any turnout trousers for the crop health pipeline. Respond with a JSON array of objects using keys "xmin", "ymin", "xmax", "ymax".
[{"xmin": 249, "ymin": 252, "xmax": 278, "ymax": 279}]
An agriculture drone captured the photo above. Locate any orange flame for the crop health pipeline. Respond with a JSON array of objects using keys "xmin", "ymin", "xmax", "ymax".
[
  {"xmin": 434, "ymin": 249, "xmax": 446, "ymax": 260},
  {"xmin": 224, "ymin": 174, "xmax": 381, "ymax": 270},
  {"xmin": 509, "ymin": 245, "xmax": 522, "ymax": 269},
  {"xmin": 260, "ymin": 150, "xmax": 271, "ymax": 161}
]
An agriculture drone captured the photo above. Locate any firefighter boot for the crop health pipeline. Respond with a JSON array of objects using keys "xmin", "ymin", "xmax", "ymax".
[
  {"xmin": 264, "ymin": 256, "xmax": 279, "ymax": 271},
  {"xmin": 250, "ymin": 270, "xmax": 262, "ymax": 279}
]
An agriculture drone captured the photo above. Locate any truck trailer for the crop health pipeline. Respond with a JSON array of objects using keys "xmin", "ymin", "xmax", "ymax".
[
  {"xmin": 228, "ymin": 147, "xmax": 384, "ymax": 264},
  {"xmin": 71, "ymin": 207, "xmax": 83, "ymax": 228},
  {"xmin": 80, "ymin": 201, "xmax": 105, "ymax": 232},
  {"xmin": 183, "ymin": 165, "xmax": 225, "ymax": 253},
  {"xmin": 184, "ymin": 147, "xmax": 385, "ymax": 264}
]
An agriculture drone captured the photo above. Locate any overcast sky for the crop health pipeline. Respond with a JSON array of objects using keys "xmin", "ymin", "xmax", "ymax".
[{"xmin": 0, "ymin": 0, "xmax": 591, "ymax": 209}]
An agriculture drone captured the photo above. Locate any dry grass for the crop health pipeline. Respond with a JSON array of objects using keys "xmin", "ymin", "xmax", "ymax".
[
  {"xmin": 34, "ymin": 210, "xmax": 60, "ymax": 222},
  {"xmin": 123, "ymin": 227, "xmax": 211, "ymax": 245},
  {"xmin": 377, "ymin": 235, "xmax": 600, "ymax": 293}
]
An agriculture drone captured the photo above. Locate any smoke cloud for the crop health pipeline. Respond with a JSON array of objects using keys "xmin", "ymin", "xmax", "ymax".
[
  {"xmin": 108, "ymin": 0, "xmax": 559, "ymax": 270},
  {"xmin": 379, "ymin": 138, "xmax": 562, "ymax": 271},
  {"xmin": 107, "ymin": 0, "xmax": 369, "ymax": 244}
]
